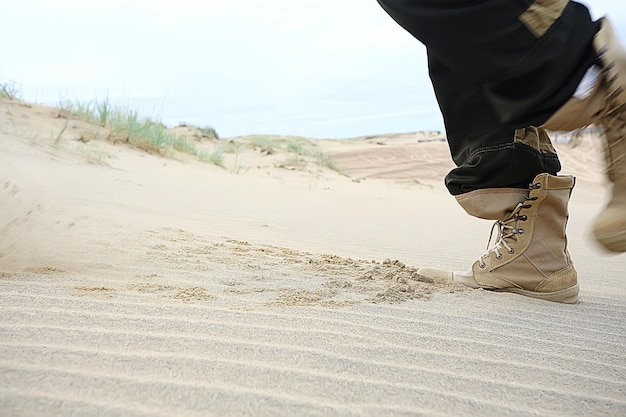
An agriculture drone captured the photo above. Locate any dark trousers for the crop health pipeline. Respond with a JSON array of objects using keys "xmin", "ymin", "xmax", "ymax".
[{"xmin": 377, "ymin": 0, "xmax": 600, "ymax": 194}]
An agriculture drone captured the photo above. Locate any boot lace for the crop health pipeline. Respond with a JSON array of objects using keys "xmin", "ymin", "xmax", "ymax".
[{"xmin": 478, "ymin": 181, "xmax": 541, "ymax": 268}]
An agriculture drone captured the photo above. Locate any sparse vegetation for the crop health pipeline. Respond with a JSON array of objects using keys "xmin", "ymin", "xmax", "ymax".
[
  {"xmin": 198, "ymin": 126, "xmax": 219, "ymax": 140},
  {"xmin": 95, "ymin": 99, "xmax": 113, "ymax": 126},
  {"xmin": 219, "ymin": 140, "xmax": 241, "ymax": 154},
  {"xmin": 238, "ymin": 135, "xmax": 339, "ymax": 171},
  {"xmin": 0, "ymin": 81, "xmax": 21, "ymax": 101},
  {"xmin": 197, "ymin": 148, "xmax": 224, "ymax": 166},
  {"xmin": 54, "ymin": 112, "xmax": 72, "ymax": 145},
  {"xmin": 80, "ymin": 145, "xmax": 110, "ymax": 165},
  {"xmin": 314, "ymin": 150, "xmax": 339, "ymax": 171},
  {"xmin": 247, "ymin": 136, "xmax": 279, "ymax": 154},
  {"xmin": 8, "ymin": 92, "xmax": 339, "ymax": 173},
  {"xmin": 58, "ymin": 98, "xmax": 226, "ymax": 166},
  {"xmin": 57, "ymin": 99, "xmax": 91, "ymax": 119}
]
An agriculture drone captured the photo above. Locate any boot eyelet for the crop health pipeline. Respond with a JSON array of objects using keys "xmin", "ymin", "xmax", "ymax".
[
  {"xmin": 496, "ymin": 254, "xmax": 502, "ymax": 260},
  {"xmin": 521, "ymin": 215, "xmax": 528, "ymax": 221},
  {"xmin": 518, "ymin": 229, "xmax": 524, "ymax": 235},
  {"xmin": 508, "ymin": 248, "xmax": 515, "ymax": 254},
  {"xmin": 534, "ymin": 182, "xmax": 542, "ymax": 189},
  {"xmin": 479, "ymin": 262, "xmax": 486, "ymax": 269}
]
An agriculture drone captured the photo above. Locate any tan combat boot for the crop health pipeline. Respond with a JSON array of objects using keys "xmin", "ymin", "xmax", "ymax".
[
  {"xmin": 419, "ymin": 173, "xmax": 579, "ymax": 304},
  {"xmin": 591, "ymin": 18, "xmax": 626, "ymax": 252},
  {"xmin": 542, "ymin": 17, "xmax": 626, "ymax": 252}
]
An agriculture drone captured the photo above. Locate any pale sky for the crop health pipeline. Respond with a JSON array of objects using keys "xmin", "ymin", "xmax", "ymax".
[{"xmin": 2, "ymin": 0, "xmax": 625, "ymax": 139}]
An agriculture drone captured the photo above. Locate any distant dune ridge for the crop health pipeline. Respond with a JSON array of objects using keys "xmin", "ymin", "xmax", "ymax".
[{"xmin": 1, "ymin": 97, "xmax": 625, "ymax": 416}]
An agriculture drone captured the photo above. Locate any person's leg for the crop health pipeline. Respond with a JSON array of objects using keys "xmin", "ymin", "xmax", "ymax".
[
  {"xmin": 418, "ymin": 20, "xmax": 626, "ymax": 301},
  {"xmin": 377, "ymin": 0, "xmax": 599, "ymax": 194},
  {"xmin": 378, "ymin": 1, "xmax": 626, "ymax": 255},
  {"xmin": 427, "ymin": 52, "xmax": 562, "ymax": 194}
]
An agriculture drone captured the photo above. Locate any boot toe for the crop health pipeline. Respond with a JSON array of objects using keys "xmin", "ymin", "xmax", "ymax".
[
  {"xmin": 415, "ymin": 267, "xmax": 454, "ymax": 285},
  {"xmin": 593, "ymin": 207, "xmax": 626, "ymax": 252}
]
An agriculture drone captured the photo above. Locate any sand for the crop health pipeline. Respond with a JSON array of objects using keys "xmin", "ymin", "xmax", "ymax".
[{"xmin": 1, "ymin": 98, "xmax": 625, "ymax": 416}]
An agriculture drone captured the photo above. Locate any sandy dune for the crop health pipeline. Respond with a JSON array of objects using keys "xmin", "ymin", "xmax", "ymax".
[{"xmin": 1, "ymin": 99, "xmax": 625, "ymax": 416}]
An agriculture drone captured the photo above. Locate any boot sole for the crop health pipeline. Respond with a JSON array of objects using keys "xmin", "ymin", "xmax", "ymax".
[{"xmin": 494, "ymin": 283, "xmax": 579, "ymax": 304}]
